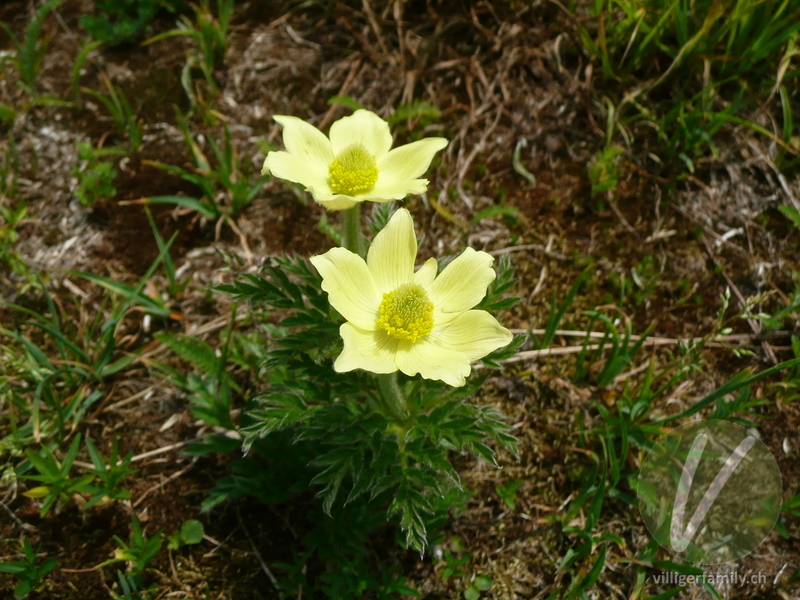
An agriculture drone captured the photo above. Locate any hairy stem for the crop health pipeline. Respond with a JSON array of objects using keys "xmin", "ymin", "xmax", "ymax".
[
  {"xmin": 376, "ymin": 372, "xmax": 408, "ymax": 422},
  {"xmin": 342, "ymin": 204, "xmax": 366, "ymax": 257}
]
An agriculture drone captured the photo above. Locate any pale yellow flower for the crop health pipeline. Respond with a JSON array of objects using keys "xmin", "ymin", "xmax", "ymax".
[
  {"xmin": 262, "ymin": 110, "xmax": 448, "ymax": 210},
  {"xmin": 310, "ymin": 208, "xmax": 513, "ymax": 387}
]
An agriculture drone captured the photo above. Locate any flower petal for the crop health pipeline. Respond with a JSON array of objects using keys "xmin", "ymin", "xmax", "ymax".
[
  {"xmin": 427, "ymin": 247, "xmax": 496, "ymax": 315},
  {"xmin": 366, "ymin": 208, "xmax": 417, "ymax": 293},
  {"xmin": 375, "ymin": 138, "xmax": 448, "ymax": 187},
  {"xmin": 329, "ymin": 110, "xmax": 393, "ymax": 159},
  {"xmin": 395, "ymin": 339, "xmax": 471, "ymax": 387},
  {"xmin": 334, "ymin": 323, "xmax": 399, "ymax": 374},
  {"xmin": 431, "ymin": 310, "xmax": 513, "ymax": 361},
  {"xmin": 263, "ymin": 151, "xmax": 330, "ymax": 191},
  {"xmin": 310, "ymin": 248, "xmax": 380, "ymax": 329},
  {"xmin": 414, "ymin": 257, "xmax": 438, "ymax": 287},
  {"xmin": 271, "ymin": 115, "xmax": 333, "ymax": 175},
  {"xmin": 367, "ymin": 178, "xmax": 429, "ymax": 200},
  {"xmin": 306, "ymin": 188, "xmax": 359, "ymax": 210}
]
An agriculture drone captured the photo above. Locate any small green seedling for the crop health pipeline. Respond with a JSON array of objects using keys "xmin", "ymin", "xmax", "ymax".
[
  {"xmin": 141, "ymin": 112, "xmax": 266, "ymax": 223},
  {"xmin": 438, "ymin": 546, "xmax": 470, "ymax": 581},
  {"xmin": 21, "ymin": 434, "xmax": 93, "ymax": 517},
  {"xmin": 495, "ymin": 480, "xmax": 523, "ymax": 510},
  {"xmin": 79, "ymin": 438, "xmax": 137, "ymax": 509},
  {"xmin": 0, "ymin": 195, "xmax": 30, "ymax": 274},
  {"xmin": 154, "ymin": 328, "xmax": 237, "ymax": 430},
  {"xmin": 464, "ymin": 575, "xmax": 493, "ymax": 600},
  {"xmin": 73, "ymin": 141, "xmax": 120, "ymax": 206},
  {"xmin": 98, "ymin": 517, "xmax": 162, "ymax": 578},
  {"xmin": 110, "ymin": 570, "xmax": 154, "ymax": 600},
  {"xmin": 0, "ymin": 0, "xmax": 63, "ymax": 95},
  {"xmin": 0, "ymin": 538, "xmax": 58, "ymax": 597},
  {"xmin": 143, "ymin": 0, "xmax": 232, "ymax": 99},
  {"xmin": 80, "ymin": 0, "xmax": 182, "ymax": 45},
  {"xmin": 588, "ymin": 145, "xmax": 625, "ymax": 198},
  {"xmin": 166, "ymin": 519, "xmax": 205, "ymax": 550},
  {"xmin": 81, "ymin": 74, "xmax": 142, "ymax": 153}
]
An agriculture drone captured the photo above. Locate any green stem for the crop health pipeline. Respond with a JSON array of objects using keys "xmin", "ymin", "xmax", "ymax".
[
  {"xmin": 342, "ymin": 204, "xmax": 366, "ymax": 257},
  {"xmin": 376, "ymin": 372, "xmax": 408, "ymax": 422}
]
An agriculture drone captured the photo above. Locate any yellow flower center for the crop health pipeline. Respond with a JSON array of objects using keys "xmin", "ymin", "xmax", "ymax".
[
  {"xmin": 328, "ymin": 143, "xmax": 379, "ymax": 196},
  {"xmin": 376, "ymin": 283, "xmax": 434, "ymax": 342}
]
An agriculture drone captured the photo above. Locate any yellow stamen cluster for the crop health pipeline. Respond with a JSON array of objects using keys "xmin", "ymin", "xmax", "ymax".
[
  {"xmin": 328, "ymin": 143, "xmax": 379, "ymax": 196},
  {"xmin": 376, "ymin": 283, "xmax": 434, "ymax": 342}
]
